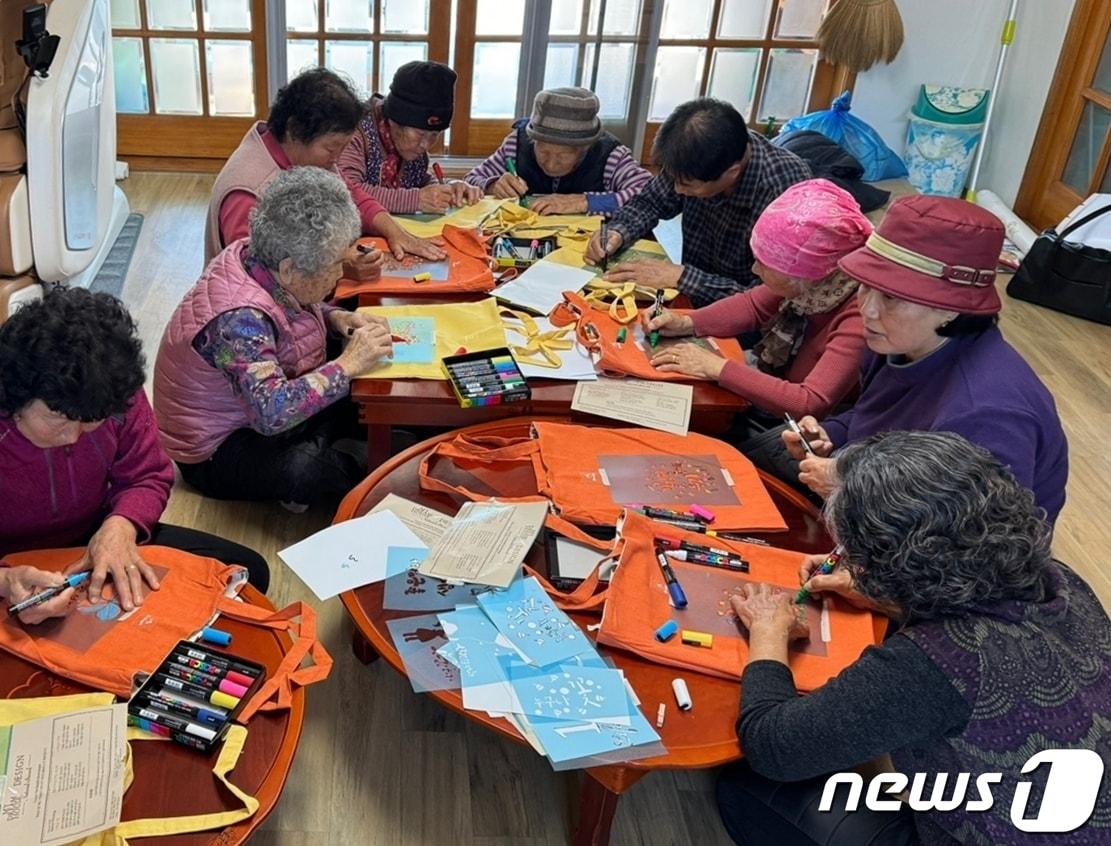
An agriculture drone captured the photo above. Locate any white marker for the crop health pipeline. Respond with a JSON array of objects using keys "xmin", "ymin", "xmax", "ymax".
[
  {"xmin": 671, "ymin": 678, "xmax": 692, "ymax": 711},
  {"xmin": 656, "ymin": 702, "xmax": 666, "ymax": 728}
]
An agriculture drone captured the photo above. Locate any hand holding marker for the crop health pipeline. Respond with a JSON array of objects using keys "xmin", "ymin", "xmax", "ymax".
[
  {"xmin": 649, "ymin": 289, "xmax": 666, "ymax": 348},
  {"xmin": 784, "ymin": 412, "xmax": 816, "ymax": 455},
  {"xmin": 7, "ymin": 570, "xmax": 91, "ymax": 615},
  {"xmin": 794, "ymin": 544, "xmax": 845, "ymax": 604}
]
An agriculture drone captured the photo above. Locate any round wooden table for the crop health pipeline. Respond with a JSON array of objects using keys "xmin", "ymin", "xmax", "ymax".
[
  {"xmin": 1, "ymin": 585, "xmax": 305, "ymax": 846},
  {"xmin": 338, "ymin": 418, "xmax": 832, "ymax": 846}
]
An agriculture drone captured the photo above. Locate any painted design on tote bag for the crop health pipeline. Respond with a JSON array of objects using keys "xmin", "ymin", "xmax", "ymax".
[{"xmin": 598, "ymin": 454, "xmax": 741, "ymax": 505}]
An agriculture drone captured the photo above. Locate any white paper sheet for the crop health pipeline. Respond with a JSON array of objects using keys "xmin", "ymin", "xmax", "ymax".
[
  {"xmin": 571, "ymin": 377, "xmax": 693, "ymax": 436},
  {"xmin": 653, "ymin": 214, "xmax": 684, "ymax": 263},
  {"xmin": 503, "ymin": 314, "xmax": 597, "ymax": 381},
  {"xmin": 278, "ymin": 511, "xmax": 427, "ymax": 600},
  {"xmin": 493, "ymin": 259, "xmax": 596, "ymax": 315},
  {"xmin": 367, "ymin": 493, "xmax": 454, "ymax": 546}
]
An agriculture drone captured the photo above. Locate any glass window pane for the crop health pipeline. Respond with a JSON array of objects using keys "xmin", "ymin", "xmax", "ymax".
[
  {"xmin": 287, "ymin": 0, "xmax": 319, "ymax": 32},
  {"xmin": 287, "ymin": 39, "xmax": 320, "ymax": 78},
  {"xmin": 326, "ymin": 0, "xmax": 374, "ymax": 33},
  {"xmin": 661, "ymin": 0, "xmax": 711, "ymax": 39},
  {"xmin": 590, "ymin": 0, "xmax": 641, "ymax": 36},
  {"xmin": 1062, "ymin": 101, "xmax": 1111, "ymax": 194},
  {"xmin": 146, "ymin": 0, "xmax": 197, "ymax": 30},
  {"xmin": 649, "ymin": 46, "xmax": 705, "ymax": 122},
  {"xmin": 718, "ymin": 0, "xmax": 772, "ymax": 38},
  {"xmin": 707, "ymin": 48, "xmax": 761, "ymax": 121},
  {"xmin": 149, "ymin": 37, "xmax": 202, "ymax": 114},
  {"xmin": 1101, "ymin": 159, "xmax": 1111, "ymax": 193},
  {"xmin": 776, "ymin": 0, "xmax": 827, "ymax": 38},
  {"xmin": 110, "ymin": 0, "xmax": 141, "ymax": 29},
  {"xmin": 381, "ymin": 41, "xmax": 428, "ymax": 90},
  {"xmin": 476, "ymin": 0, "xmax": 524, "ymax": 35},
  {"xmin": 758, "ymin": 48, "xmax": 817, "ymax": 122},
  {"xmin": 551, "ymin": 0, "xmax": 583, "ymax": 35},
  {"xmin": 471, "ymin": 42, "xmax": 521, "ymax": 117},
  {"xmin": 206, "ymin": 40, "xmax": 255, "ymax": 116},
  {"xmin": 382, "ymin": 0, "xmax": 428, "ymax": 34},
  {"xmin": 1093, "ymin": 28, "xmax": 1111, "ymax": 95},
  {"xmin": 112, "ymin": 37, "xmax": 149, "ymax": 113},
  {"xmin": 325, "ymin": 40, "xmax": 373, "ymax": 95},
  {"xmin": 203, "ymin": 0, "xmax": 251, "ymax": 32},
  {"xmin": 544, "ymin": 43, "xmax": 579, "ymax": 90},
  {"xmin": 582, "ymin": 42, "xmax": 635, "ymax": 120}
]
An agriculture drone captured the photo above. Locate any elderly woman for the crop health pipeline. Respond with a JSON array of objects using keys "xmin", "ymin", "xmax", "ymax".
[
  {"xmin": 156, "ymin": 168, "xmax": 392, "ymax": 509},
  {"xmin": 0, "ymin": 288, "xmax": 270, "ymax": 616},
  {"xmin": 718, "ymin": 431, "xmax": 1111, "ymax": 845},
  {"xmin": 205, "ymin": 67, "xmax": 443, "ymax": 269},
  {"xmin": 769, "ymin": 195, "xmax": 1067, "ymax": 524},
  {"xmin": 338, "ymin": 61, "xmax": 482, "ymax": 214},
  {"xmin": 463, "ymin": 87, "xmax": 651, "ymax": 216},
  {"xmin": 645, "ymin": 179, "xmax": 870, "ymax": 419}
]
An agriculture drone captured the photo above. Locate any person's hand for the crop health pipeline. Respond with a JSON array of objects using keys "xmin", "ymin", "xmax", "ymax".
[
  {"xmin": 489, "ymin": 172, "xmax": 529, "ymax": 200},
  {"xmin": 343, "ymin": 244, "xmax": 384, "ymax": 281},
  {"xmin": 2, "ymin": 565, "xmax": 74, "ymax": 624},
  {"xmin": 530, "ymin": 194, "xmax": 588, "ymax": 215},
  {"xmin": 798, "ymin": 455, "xmax": 839, "ymax": 498},
  {"xmin": 642, "ymin": 308, "xmax": 693, "ymax": 338},
  {"xmin": 418, "ymin": 183, "xmax": 458, "ymax": 214},
  {"xmin": 781, "ymin": 414, "xmax": 833, "ymax": 461},
  {"xmin": 730, "ymin": 583, "xmax": 809, "ymax": 641},
  {"xmin": 651, "ymin": 342, "xmax": 725, "ymax": 380},
  {"xmin": 585, "ymin": 227, "xmax": 624, "ymax": 265},
  {"xmin": 68, "ymin": 516, "xmax": 160, "ymax": 612},
  {"xmin": 450, "ymin": 181, "xmax": 482, "ymax": 206},
  {"xmin": 328, "ymin": 309, "xmax": 389, "ymax": 337},
  {"xmin": 385, "ymin": 229, "xmax": 447, "ymax": 262},
  {"xmin": 797, "ymin": 553, "xmax": 893, "ymax": 614},
  {"xmin": 602, "ymin": 259, "xmax": 683, "ymax": 289},
  {"xmin": 335, "ymin": 321, "xmax": 394, "ymax": 376}
]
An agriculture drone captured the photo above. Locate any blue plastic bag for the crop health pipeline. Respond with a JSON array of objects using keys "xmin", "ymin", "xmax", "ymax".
[{"xmin": 780, "ymin": 91, "xmax": 907, "ymax": 182}]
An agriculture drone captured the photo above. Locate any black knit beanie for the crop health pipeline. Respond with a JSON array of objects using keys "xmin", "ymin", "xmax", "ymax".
[{"xmin": 382, "ymin": 61, "xmax": 457, "ymax": 130}]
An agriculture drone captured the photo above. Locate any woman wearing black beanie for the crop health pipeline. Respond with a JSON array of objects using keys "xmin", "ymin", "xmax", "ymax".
[{"xmin": 338, "ymin": 60, "xmax": 481, "ymax": 214}]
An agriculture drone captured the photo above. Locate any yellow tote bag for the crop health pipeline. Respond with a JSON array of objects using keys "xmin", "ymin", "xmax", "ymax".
[
  {"xmin": 0, "ymin": 693, "xmax": 258, "ymax": 846},
  {"xmin": 356, "ymin": 296, "xmax": 508, "ymax": 379}
]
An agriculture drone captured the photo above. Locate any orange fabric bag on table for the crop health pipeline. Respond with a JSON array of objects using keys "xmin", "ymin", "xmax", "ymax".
[
  {"xmin": 550, "ymin": 290, "xmax": 747, "ymax": 381},
  {"xmin": 596, "ymin": 511, "xmax": 880, "ymax": 689},
  {"xmin": 335, "ymin": 224, "xmax": 495, "ymax": 298},
  {"xmin": 419, "ymin": 421, "xmax": 787, "ymax": 533},
  {"xmin": 0, "ymin": 547, "xmax": 331, "ymax": 721}
]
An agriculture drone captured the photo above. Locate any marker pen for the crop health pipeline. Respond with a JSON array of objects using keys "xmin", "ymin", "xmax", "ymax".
[{"xmin": 655, "ymin": 549, "xmax": 688, "ymax": 609}]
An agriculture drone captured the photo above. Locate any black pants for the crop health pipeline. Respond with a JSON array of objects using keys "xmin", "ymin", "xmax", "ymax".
[
  {"xmin": 148, "ymin": 523, "xmax": 269, "ymax": 593},
  {"xmin": 717, "ymin": 762, "xmax": 919, "ymax": 846},
  {"xmin": 178, "ymin": 402, "xmax": 365, "ymax": 507}
]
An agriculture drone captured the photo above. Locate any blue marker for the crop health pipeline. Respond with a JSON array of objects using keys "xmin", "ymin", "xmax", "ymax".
[
  {"xmin": 655, "ymin": 550, "xmax": 688, "ymax": 609},
  {"xmin": 8, "ymin": 570, "xmax": 91, "ymax": 615}
]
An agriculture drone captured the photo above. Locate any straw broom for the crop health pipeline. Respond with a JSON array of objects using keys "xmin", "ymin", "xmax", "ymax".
[{"xmin": 817, "ymin": 0, "xmax": 905, "ymax": 72}]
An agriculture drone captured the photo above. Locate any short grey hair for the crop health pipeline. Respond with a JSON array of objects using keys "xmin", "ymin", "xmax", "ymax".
[
  {"xmin": 825, "ymin": 431, "xmax": 1053, "ymax": 622},
  {"xmin": 249, "ymin": 167, "xmax": 360, "ymax": 275}
]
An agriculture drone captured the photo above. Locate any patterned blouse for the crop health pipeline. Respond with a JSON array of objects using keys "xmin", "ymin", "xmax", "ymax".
[{"xmin": 191, "ymin": 253, "xmax": 350, "ymax": 436}]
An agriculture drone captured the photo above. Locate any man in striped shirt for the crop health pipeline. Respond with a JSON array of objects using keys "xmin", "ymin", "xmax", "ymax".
[
  {"xmin": 587, "ymin": 98, "xmax": 812, "ymax": 307},
  {"xmin": 463, "ymin": 87, "xmax": 652, "ymax": 216}
]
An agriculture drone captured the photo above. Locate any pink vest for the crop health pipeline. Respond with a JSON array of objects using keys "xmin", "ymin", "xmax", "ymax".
[
  {"xmin": 153, "ymin": 239, "xmax": 329, "ymax": 463},
  {"xmin": 204, "ymin": 123, "xmax": 281, "ymax": 264}
]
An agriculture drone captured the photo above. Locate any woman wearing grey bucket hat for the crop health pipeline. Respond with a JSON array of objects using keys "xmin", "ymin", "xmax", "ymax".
[{"xmin": 463, "ymin": 86, "xmax": 651, "ymax": 216}]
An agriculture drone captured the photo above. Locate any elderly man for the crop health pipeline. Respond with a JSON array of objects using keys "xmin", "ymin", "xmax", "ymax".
[{"xmin": 586, "ymin": 98, "xmax": 811, "ymax": 307}]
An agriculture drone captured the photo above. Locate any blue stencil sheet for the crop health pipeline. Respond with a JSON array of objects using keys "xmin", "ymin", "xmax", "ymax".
[
  {"xmin": 386, "ymin": 613, "xmax": 460, "ymax": 693},
  {"xmin": 504, "ymin": 662, "xmax": 632, "ymax": 722},
  {"xmin": 383, "ymin": 553, "xmax": 488, "ymax": 612},
  {"xmin": 476, "ymin": 575, "xmax": 594, "ymax": 667},
  {"xmin": 527, "ymin": 692, "xmax": 662, "ymax": 765},
  {"xmin": 389, "ymin": 317, "xmax": 436, "ymax": 364}
]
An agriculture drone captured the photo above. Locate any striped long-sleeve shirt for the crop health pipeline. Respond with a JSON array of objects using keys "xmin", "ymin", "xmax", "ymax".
[
  {"xmin": 337, "ymin": 97, "xmax": 433, "ymax": 215},
  {"xmin": 607, "ymin": 133, "xmax": 812, "ymax": 307},
  {"xmin": 463, "ymin": 125, "xmax": 652, "ymax": 214}
]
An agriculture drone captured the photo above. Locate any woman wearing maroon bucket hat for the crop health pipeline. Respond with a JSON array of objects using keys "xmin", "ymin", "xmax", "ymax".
[{"xmin": 779, "ymin": 195, "xmax": 1068, "ymax": 526}]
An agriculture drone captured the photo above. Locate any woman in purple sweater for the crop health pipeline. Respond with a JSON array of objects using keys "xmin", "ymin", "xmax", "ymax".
[
  {"xmin": 0, "ymin": 289, "xmax": 269, "ymax": 621},
  {"xmin": 777, "ymin": 195, "xmax": 1068, "ymax": 525}
]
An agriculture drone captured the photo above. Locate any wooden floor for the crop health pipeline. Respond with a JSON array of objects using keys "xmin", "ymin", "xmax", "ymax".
[{"xmin": 119, "ymin": 172, "xmax": 1111, "ymax": 846}]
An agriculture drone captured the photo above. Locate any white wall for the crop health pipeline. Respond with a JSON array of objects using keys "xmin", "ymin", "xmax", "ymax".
[{"xmin": 849, "ymin": 0, "xmax": 1076, "ymax": 207}]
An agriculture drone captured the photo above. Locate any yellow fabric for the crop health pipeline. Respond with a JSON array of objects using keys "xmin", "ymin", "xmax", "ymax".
[
  {"xmin": 500, "ymin": 307, "xmax": 573, "ymax": 368},
  {"xmin": 356, "ymin": 296, "xmax": 507, "ymax": 379},
  {"xmin": 0, "ymin": 695, "xmax": 257, "ymax": 846}
]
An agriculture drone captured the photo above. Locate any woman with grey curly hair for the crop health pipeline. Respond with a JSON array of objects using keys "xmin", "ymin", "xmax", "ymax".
[
  {"xmin": 717, "ymin": 431, "xmax": 1111, "ymax": 846},
  {"xmin": 154, "ymin": 168, "xmax": 394, "ymax": 508}
]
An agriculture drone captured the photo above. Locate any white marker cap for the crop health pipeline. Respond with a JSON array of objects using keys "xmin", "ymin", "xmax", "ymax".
[{"xmin": 671, "ymin": 677, "xmax": 692, "ymax": 711}]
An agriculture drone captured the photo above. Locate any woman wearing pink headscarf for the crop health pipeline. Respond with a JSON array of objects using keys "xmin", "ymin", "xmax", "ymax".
[{"xmin": 646, "ymin": 178, "xmax": 872, "ymax": 419}]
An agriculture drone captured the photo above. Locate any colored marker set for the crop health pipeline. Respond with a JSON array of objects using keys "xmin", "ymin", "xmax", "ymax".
[
  {"xmin": 128, "ymin": 640, "xmax": 266, "ymax": 753},
  {"xmin": 442, "ymin": 346, "xmax": 531, "ymax": 408},
  {"xmin": 490, "ymin": 234, "xmax": 558, "ymax": 269}
]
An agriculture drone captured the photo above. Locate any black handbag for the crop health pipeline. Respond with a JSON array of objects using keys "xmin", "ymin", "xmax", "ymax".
[{"xmin": 1007, "ymin": 202, "xmax": 1111, "ymax": 325}]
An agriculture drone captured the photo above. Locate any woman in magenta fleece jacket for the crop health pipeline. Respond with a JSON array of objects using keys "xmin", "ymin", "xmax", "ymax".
[
  {"xmin": 645, "ymin": 179, "xmax": 872, "ymax": 420},
  {"xmin": 0, "ymin": 289, "xmax": 268, "ymax": 624}
]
